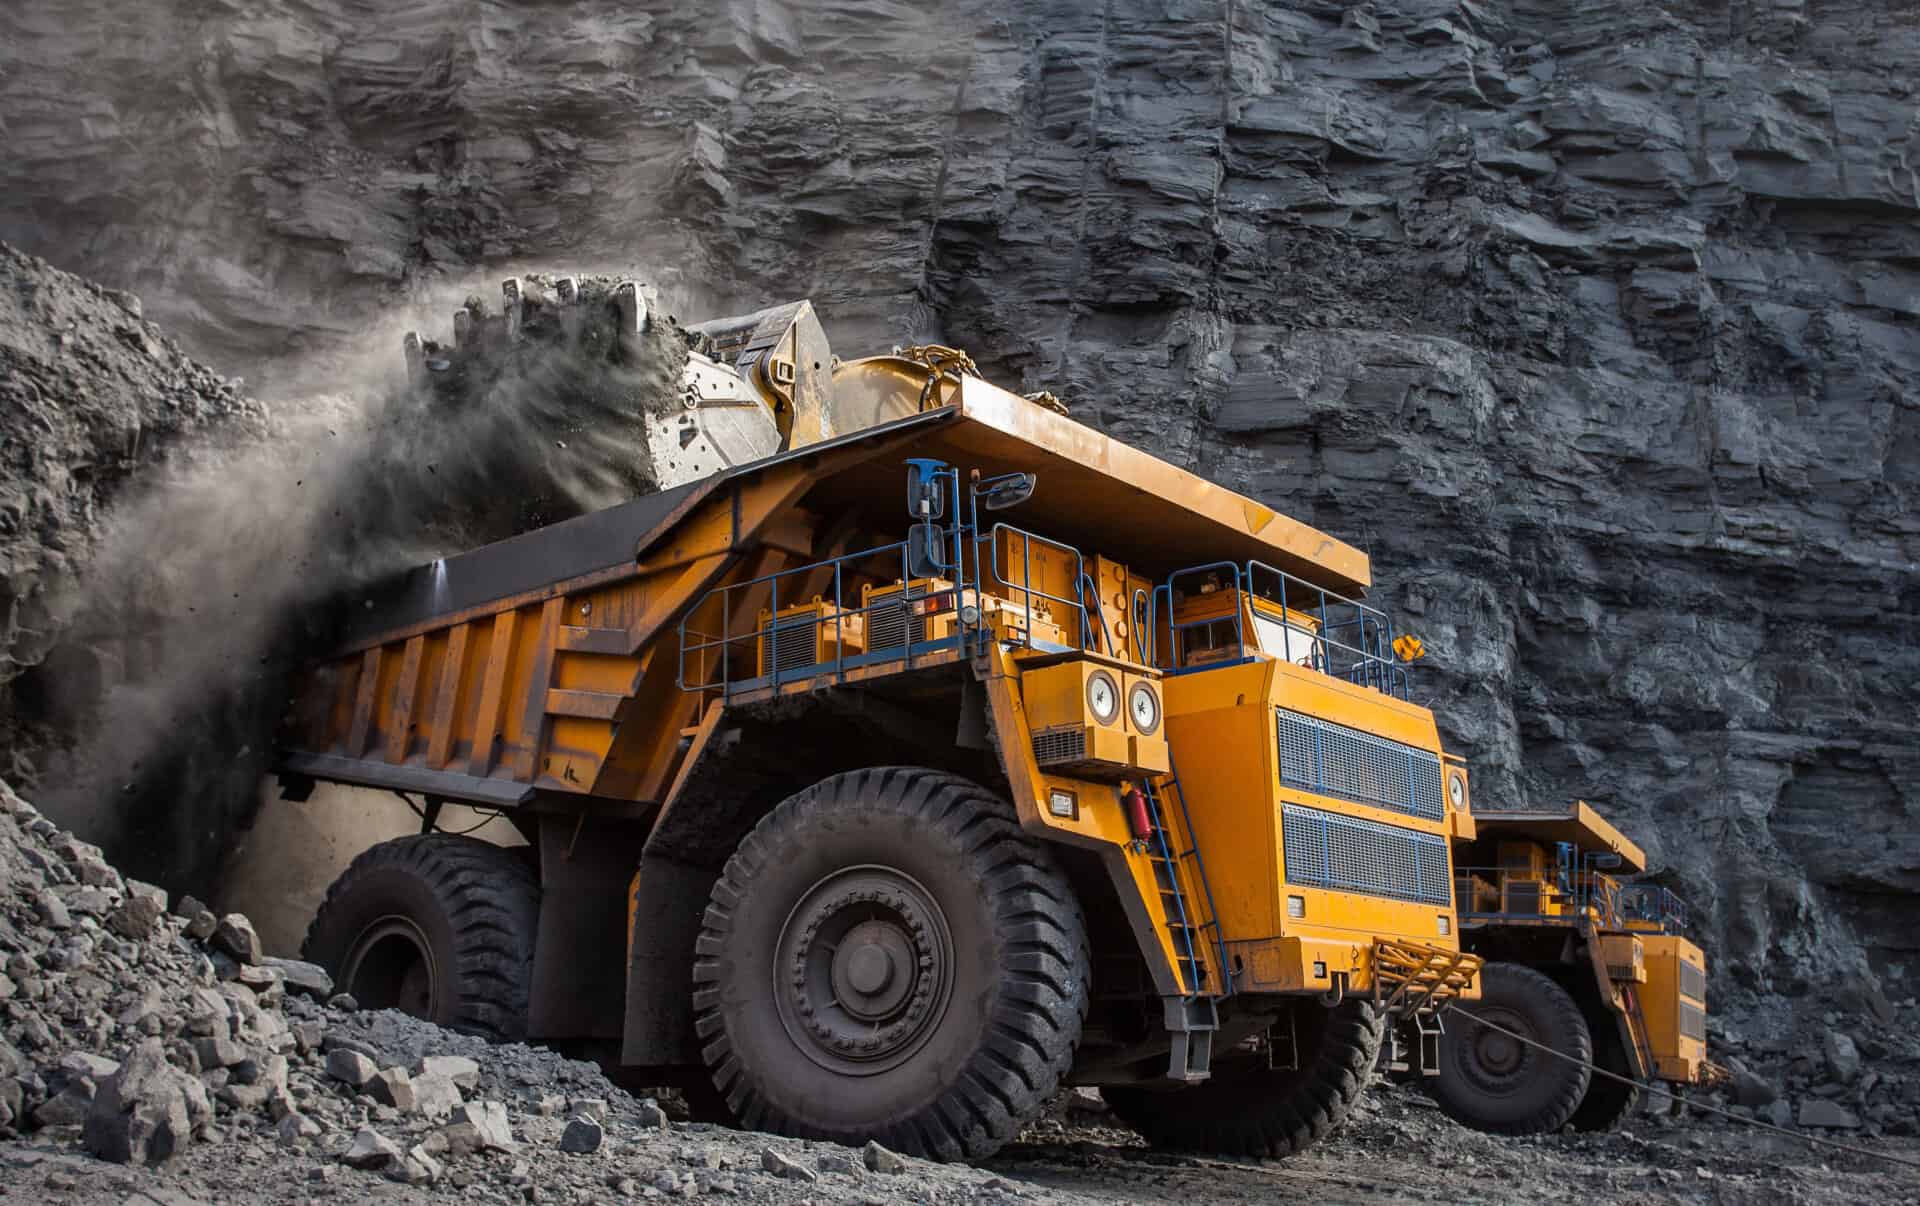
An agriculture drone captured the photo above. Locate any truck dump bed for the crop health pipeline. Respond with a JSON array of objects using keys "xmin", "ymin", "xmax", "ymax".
[{"xmin": 279, "ymin": 377, "xmax": 1372, "ymax": 812}]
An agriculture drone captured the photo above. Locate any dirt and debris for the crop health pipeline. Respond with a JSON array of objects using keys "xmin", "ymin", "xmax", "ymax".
[
  {"xmin": 0, "ymin": 244, "xmax": 690, "ymax": 908},
  {"xmin": 3, "ymin": 777, "xmax": 1916, "ymax": 1203}
]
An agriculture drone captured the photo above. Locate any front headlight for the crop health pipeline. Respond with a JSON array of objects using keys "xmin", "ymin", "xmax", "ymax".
[
  {"xmin": 1447, "ymin": 769, "xmax": 1469, "ymax": 811},
  {"xmin": 1127, "ymin": 682, "xmax": 1160, "ymax": 735},
  {"xmin": 1086, "ymin": 670, "xmax": 1120, "ymax": 724}
]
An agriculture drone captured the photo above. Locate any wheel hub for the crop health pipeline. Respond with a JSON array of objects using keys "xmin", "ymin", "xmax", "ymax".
[
  {"xmin": 342, "ymin": 917, "xmax": 436, "ymax": 1020},
  {"xmin": 1460, "ymin": 1006, "xmax": 1533, "ymax": 1090},
  {"xmin": 776, "ymin": 866, "xmax": 954, "ymax": 1076}
]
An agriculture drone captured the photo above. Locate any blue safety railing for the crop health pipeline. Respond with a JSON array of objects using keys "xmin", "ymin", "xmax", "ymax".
[
  {"xmin": 982, "ymin": 523, "xmax": 1094, "ymax": 652},
  {"xmin": 1618, "ymin": 883, "xmax": 1690, "ymax": 932},
  {"xmin": 1454, "ymin": 860, "xmax": 1690, "ymax": 936},
  {"xmin": 678, "ymin": 482, "xmax": 1097, "ymax": 697},
  {"xmin": 1147, "ymin": 560, "xmax": 1412, "ymax": 700}
]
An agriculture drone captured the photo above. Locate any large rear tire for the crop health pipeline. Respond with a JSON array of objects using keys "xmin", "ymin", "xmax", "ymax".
[
  {"xmin": 1102, "ymin": 1001, "xmax": 1386, "ymax": 1158},
  {"xmin": 302, "ymin": 835, "xmax": 539, "ymax": 1041},
  {"xmin": 1432, "ymin": 962, "xmax": 1592, "ymax": 1134},
  {"xmin": 692, "ymin": 767, "xmax": 1090, "ymax": 1161}
]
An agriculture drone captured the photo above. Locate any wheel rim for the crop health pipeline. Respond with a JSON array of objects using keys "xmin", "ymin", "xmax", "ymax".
[
  {"xmin": 1458, "ymin": 1005, "xmax": 1535, "ymax": 1093},
  {"xmin": 775, "ymin": 864, "xmax": 955, "ymax": 1076},
  {"xmin": 342, "ymin": 916, "xmax": 437, "ymax": 1019}
]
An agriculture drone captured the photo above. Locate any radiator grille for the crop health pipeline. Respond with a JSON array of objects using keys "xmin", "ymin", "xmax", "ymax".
[
  {"xmin": 1275, "ymin": 709, "xmax": 1445, "ymax": 821},
  {"xmin": 1031, "ymin": 726, "xmax": 1086, "ymax": 766},
  {"xmin": 1282, "ymin": 804, "xmax": 1451, "ymax": 906},
  {"xmin": 1679, "ymin": 961, "xmax": 1706, "ymax": 1002},
  {"xmin": 1679, "ymin": 1000, "xmax": 1706, "ymax": 1042},
  {"xmin": 867, "ymin": 590, "xmax": 927, "ymax": 654},
  {"xmin": 762, "ymin": 617, "xmax": 825, "ymax": 675}
]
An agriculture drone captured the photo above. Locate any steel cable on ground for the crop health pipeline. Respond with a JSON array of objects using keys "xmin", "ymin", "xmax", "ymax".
[{"xmin": 1444, "ymin": 1006, "xmax": 1920, "ymax": 1172}]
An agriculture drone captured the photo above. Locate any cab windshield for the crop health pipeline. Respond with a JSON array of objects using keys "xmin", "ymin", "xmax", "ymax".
[{"xmin": 1249, "ymin": 612, "xmax": 1323, "ymax": 670}]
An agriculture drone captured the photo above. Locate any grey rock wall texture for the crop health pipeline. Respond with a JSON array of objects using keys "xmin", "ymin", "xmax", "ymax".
[{"xmin": 1, "ymin": 0, "xmax": 1915, "ymax": 1001}]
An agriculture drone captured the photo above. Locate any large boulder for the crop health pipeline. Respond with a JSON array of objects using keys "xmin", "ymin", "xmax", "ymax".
[{"xmin": 82, "ymin": 1039, "xmax": 192, "ymax": 1165}]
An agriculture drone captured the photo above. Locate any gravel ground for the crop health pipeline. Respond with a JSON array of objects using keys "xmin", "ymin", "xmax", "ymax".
[{"xmin": 5, "ymin": 776, "xmax": 1919, "ymax": 1205}]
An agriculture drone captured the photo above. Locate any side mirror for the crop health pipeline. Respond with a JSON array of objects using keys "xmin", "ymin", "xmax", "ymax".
[
  {"xmin": 975, "ymin": 472, "xmax": 1036, "ymax": 512},
  {"xmin": 905, "ymin": 458, "xmax": 948, "ymax": 520},
  {"xmin": 906, "ymin": 523, "xmax": 946, "ymax": 579}
]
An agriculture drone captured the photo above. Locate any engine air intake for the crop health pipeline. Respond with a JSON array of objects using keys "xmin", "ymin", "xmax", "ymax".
[
  {"xmin": 1282, "ymin": 804, "xmax": 1451, "ymax": 906},
  {"xmin": 1276, "ymin": 708, "xmax": 1445, "ymax": 821}
]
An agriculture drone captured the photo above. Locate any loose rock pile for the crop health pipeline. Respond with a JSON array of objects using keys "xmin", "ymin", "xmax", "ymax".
[
  {"xmin": 1709, "ymin": 993, "xmax": 1920, "ymax": 1138},
  {"xmin": 0, "ymin": 778, "xmax": 1085, "ymax": 1203}
]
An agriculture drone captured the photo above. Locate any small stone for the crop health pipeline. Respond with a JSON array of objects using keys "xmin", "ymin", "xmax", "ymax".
[
  {"xmin": 1822, "ymin": 1030, "xmax": 1861, "ymax": 1085},
  {"xmin": 212, "ymin": 915, "xmax": 263, "ymax": 965},
  {"xmin": 109, "ymin": 882, "xmax": 168, "ymax": 940},
  {"xmin": 410, "ymin": 1071, "xmax": 463, "ymax": 1121},
  {"xmin": 635, "ymin": 1098, "xmax": 669, "ymax": 1129},
  {"xmin": 326, "ymin": 993, "xmax": 358, "ymax": 1012},
  {"xmin": 653, "ymin": 1169, "xmax": 690, "ymax": 1195},
  {"xmin": 262, "ymin": 957, "xmax": 333, "ymax": 1000},
  {"xmin": 291, "ymin": 1021, "xmax": 325, "ymax": 1055},
  {"xmin": 369, "ymin": 1067, "xmax": 416, "ymax": 1112},
  {"xmin": 863, "ymin": 1139, "xmax": 907, "ymax": 1174},
  {"xmin": 447, "ymin": 1101, "xmax": 514, "ymax": 1153},
  {"xmin": 414, "ymin": 1054, "xmax": 480, "ymax": 1092},
  {"xmin": 1798, "ymin": 1098, "xmax": 1861, "ymax": 1129},
  {"xmin": 33, "ymin": 1078, "xmax": 97, "ymax": 1127},
  {"xmin": 277, "ymin": 1111, "xmax": 322, "ymax": 1143},
  {"xmin": 326, "ymin": 1048, "xmax": 378, "ymax": 1088},
  {"xmin": 217, "ymin": 1081, "xmax": 272, "ymax": 1110},
  {"xmin": 763, "ymin": 1147, "xmax": 817, "ymax": 1182},
  {"xmin": 388, "ymin": 1144, "xmax": 443, "ymax": 1184},
  {"xmin": 34, "ymin": 890, "xmax": 71, "ymax": 930},
  {"xmin": 817, "ymin": 1151, "xmax": 861, "ymax": 1176},
  {"xmin": 193, "ymin": 1037, "xmax": 248, "ymax": 1069},
  {"xmin": 341, "ymin": 1126, "xmax": 404, "ymax": 1169},
  {"xmin": 567, "ymin": 1096, "xmax": 607, "ymax": 1121},
  {"xmin": 61, "ymin": 1052, "xmax": 120, "ymax": 1081},
  {"xmin": 559, "ymin": 1114, "xmax": 604, "ymax": 1154},
  {"xmin": 185, "ymin": 910, "xmax": 218, "ymax": 943}
]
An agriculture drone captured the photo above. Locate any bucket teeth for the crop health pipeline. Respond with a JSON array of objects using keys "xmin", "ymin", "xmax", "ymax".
[
  {"xmin": 554, "ymin": 276, "xmax": 578, "ymax": 305},
  {"xmin": 402, "ymin": 331, "xmax": 425, "ymax": 385},
  {"xmin": 613, "ymin": 280, "xmax": 648, "ymax": 335},
  {"xmin": 452, "ymin": 308, "xmax": 472, "ymax": 348},
  {"xmin": 501, "ymin": 278, "xmax": 523, "ymax": 341}
]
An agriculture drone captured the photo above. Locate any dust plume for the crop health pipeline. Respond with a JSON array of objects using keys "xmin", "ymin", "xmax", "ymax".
[{"xmin": 30, "ymin": 271, "xmax": 691, "ymax": 899}]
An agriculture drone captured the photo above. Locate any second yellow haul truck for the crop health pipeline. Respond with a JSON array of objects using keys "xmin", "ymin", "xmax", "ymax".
[
  {"xmin": 1425, "ymin": 800, "xmax": 1711, "ymax": 1133},
  {"xmin": 276, "ymin": 282, "xmax": 1482, "ymax": 1161}
]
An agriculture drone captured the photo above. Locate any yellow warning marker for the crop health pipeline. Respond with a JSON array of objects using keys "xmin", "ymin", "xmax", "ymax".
[{"xmin": 1393, "ymin": 634, "xmax": 1426, "ymax": 662}]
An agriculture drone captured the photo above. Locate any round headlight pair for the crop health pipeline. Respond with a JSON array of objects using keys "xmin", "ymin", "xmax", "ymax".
[
  {"xmin": 1086, "ymin": 671, "xmax": 1159, "ymax": 735},
  {"xmin": 1447, "ymin": 770, "xmax": 1469, "ymax": 811}
]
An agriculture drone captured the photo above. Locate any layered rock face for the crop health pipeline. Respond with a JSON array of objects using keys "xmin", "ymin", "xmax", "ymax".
[{"xmin": 1, "ymin": 0, "xmax": 1915, "ymax": 997}]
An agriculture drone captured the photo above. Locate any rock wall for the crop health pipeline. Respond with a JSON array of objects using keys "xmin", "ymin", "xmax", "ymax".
[{"xmin": 1, "ymin": 0, "xmax": 1915, "ymax": 998}]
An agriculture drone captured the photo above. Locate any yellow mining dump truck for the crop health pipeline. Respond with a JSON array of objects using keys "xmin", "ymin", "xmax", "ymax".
[
  {"xmin": 1425, "ymin": 800, "xmax": 1709, "ymax": 1133},
  {"xmin": 275, "ymin": 281, "xmax": 1482, "ymax": 1161}
]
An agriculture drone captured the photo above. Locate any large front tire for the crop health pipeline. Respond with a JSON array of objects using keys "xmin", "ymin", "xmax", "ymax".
[
  {"xmin": 1431, "ymin": 962, "xmax": 1592, "ymax": 1134},
  {"xmin": 302, "ymin": 835, "xmax": 539, "ymax": 1041},
  {"xmin": 692, "ymin": 768, "xmax": 1090, "ymax": 1161},
  {"xmin": 1102, "ymin": 1001, "xmax": 1386, "ymax": 1158},
  {"xmin": 1569, "ymin": 1007, "xmax": 1643, "ymax": 1131}
]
